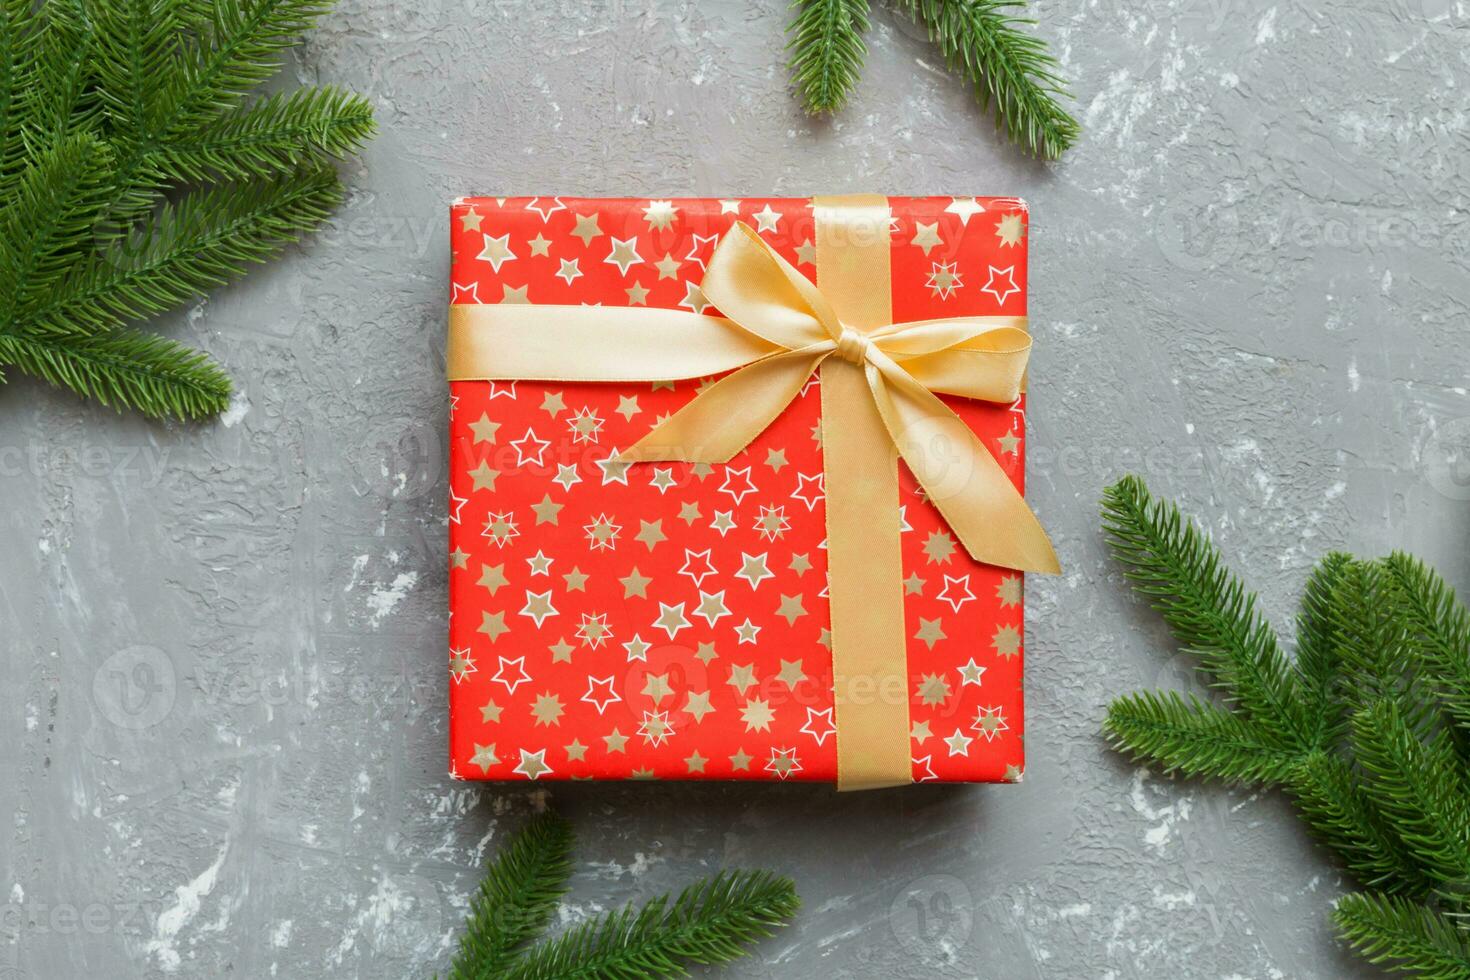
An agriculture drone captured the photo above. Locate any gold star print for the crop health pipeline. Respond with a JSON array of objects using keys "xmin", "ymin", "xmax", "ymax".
[
  {"xmin": 817, "ymin": 628, "xmax": 831, "ymax": 649},
  {"xmin": 478, "ymin": 564, "xmax": 508, "ymax": 594},
  {"xmin": 540, "ymin": 391, "xmax": 566, "ymax": 416},
  {"xmin": 500, "ymin": 283, "xmax": 530, "ymax": 304},
  {"xmin": 694, "ymin": 591, "xmax": 730, "ymax": 625},
  {"xmin": 476, "ymin": 233, "xmax": 515, "ymax": 271},
  {"xmin": 570, "ymin": 212, "xmax": 602, "ymax": 245},
  {"xmin": 642, "ymin": 200, "xmax": 677, "ymax": 230},
  {"xmin": 727, "ymin": 663, "xmax": 757, "ymax": 694},
  {"xmin": 752, "ymin": 204, "xmax": 780, "ymax": 233},
  {"xmin": 620, "ymin": 567, "xmax": 652, "ymax": 598},
  {"xmin": 460, "ymin": 209, "xmax": 483, "ymax": 232},
  {"xmin": 566, "ymin": 739, "xmax": 588, "ymax": 761},
  {"xmin": 630, "ymin": 768, "xmax": 657, "ymax": 780},
  {"xmin": 653, "ymin": 602, "xmax": 690, "ymax": 638},
  {"xmin": 639, "ymin": 710, "xmax": 674, "ymax": 745},
  {"xmin": 958, "ymin": 658, "xmax": 987, "ymax": 686},
  {"xmin": 528, "ymin": 233, "xmax": 552, "ymax": 256},
  {"xmin": 719, "ymin": 199, "xmax": 741, "ymax": 214},
  {"xmin": 642, "ymin": 673, "xmax": 675, "ymax": 704},
  {"xmin": 914, "ymin": 617, "xmax": 947, "ymax": 649},
  {"xmin": 944, "ymin": 729, "xmax": 973, "ymax": 757},
  {"xmin": 903, "ymin": 572, "xmax": 926, "ymax": 595},
  {"xmin": 450, "ymin": 548, "xmax": 470, "ymax": 569},
  {"xmin": 741, "ymin": 698, "xmax": 776, "ymax": 732},
  {"xmin": 993, "ymin": 625, "xmax": 1022, "ymax": 659},
  {"xmin": 945, "ymin": 197, "xmax": 986, "ymax": 225},
  {"xmin": 478, "ymin": 610, "xmax": 510, "ymax": 641},
  {"xmin": 685, "ymin": 751, "xmax": 708, "ymax": 774},
  {"xmin": 479, "ymin": 700, "xmax": 502, "ymax": 723},
  {"xmin": 684, "ymin": 690, "xmax": 715, "ymax": 721},
  {"xmin": 615, "ymin": 395, "xmax": 641, "ymax": 421},
  {"xmin": 555, "ymin": 258, "xmax": 581, "ymax": 284},
  {"xmin": 922, "ymin": 530, "xmax": 956, "ymax": 564},
  {"xmin": 1004, "ymin": 764, "xmax": 1024, "ymax": 782},
  {"xmin": 468, "ymin": 412, "xmax": 500, "ymax": 445},
  {"xmin": 917, "ymin": 673, "xmax": 951, "ymax": 707},
  {"xmin": 567, "ymin": 407, "xmax": 603, "ymax": 444},
  {"xmin": 514, "ymin": 748, "xmax": 552, "ymax": 780},
  {"xmin": 549, "ymin": 639, "xmax": 575, "ymax": 663},
  {"xmin": 531, "ymin": 692, "xmax": 564, "ymax": 726},
  {"xmin": 926, "ymin": 262, "xmax": 962, "ymax": 300},
  {"xmin": 605, "ymin": 236, "xmax": 642, "ymax": 274},
  {"xmin": 995, "ymin": 212, "xmax": 1025, "ymax": 247},
  {"xmin": 996, "ymin": 575, "xmax": 1022, "ymax": 608},
  {"xmin": 468, "ymin": 460, "xmax": 500, "ymax": 492},
  {"xmin": 469, "ymin": 743, "xmax": 498, "ymax": 772},
  {"xmin": 449, "ymin": 649, "xmax": 475, "ymax": 682},
  {"xmin": 911, "ymin": 222, "xmax": 942, "ymax": 255},
  {"xmin": 654, "ymin": 252, "xmax": 682, "ymax": 279},
  {"xmin": 635, "ymin": 519, "xmax": 666, "ymax": 550},
  {"xmin": 577, "ymin": 612, "xmax": 612, "ymax": 647},
  {"xmin": 604, "ymin": 728, "xmax": 629, "ymax": 753},
  {"xmin": 678, "ymin": 501, "xmax": 701, "ymax": 525},
  {"xmin": 694, "ymin": 642, "xmax": 717, "ymax": 664},
  {"xmin": 775, "ymin": 594, "xmax": 806, "ymax": 625},
  {"xmin": 729, "ymin": 748, "xmax": 752, "ymax": 771},
  {"xmin": 764, "ymin": 448, "xmax": 788, "ymax": 472},
  {"xmin": 585, "ymin": 514, "xmax": 620, "ymax": 550},
  {"xmin": 530, "ymin": 494, "xmax": 563, "ymax": 525},
  {"xmin": 680, "ymin": 281, "xmax": 710, "ymax": 314},
  {"xmin": 794, "ymin": 239, "xmax": 816, "ymax": 265},
  {"xmin": 973, "ymin": 706, "xmax": 1009, "ymax": 741},
  {"xmin": 997, "ymin": 430, "xmax": 1021, "ymax": 455},
  {"xmin": 789, "ymin": 553, "xmax": 811, "ymax": 575},
  {"xmin": 563, "ymin": 567, "xmax": 588, "ymax": 591},
  {"xmin": 521, "ymin": 590, "xmax": 557, "ymax": 626},
  {"xmin": 911, "ymin": 720, "xmax": 933, "ymax": 743},
  {"xmin": 777, "ymin": 659, "xmax": 806, "ymax": 687},
  {"xmin": 625, "ymin": 282, "xmax": 650, "ymax": 305}
]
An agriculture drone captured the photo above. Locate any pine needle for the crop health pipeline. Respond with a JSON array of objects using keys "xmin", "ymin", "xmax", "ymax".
[
  {"xmin": 504, "ymin": 870, "xmax": 800, "ymax": 980},
  {"xmin": 787, "ymin": 0, "xmax": 871, "ymax": 114},
  {"xmin": 1101, "ymin": 474, "xmax": 1470, "ymax": 977},
  {"xmin": 893, "ymin": 0, "xmax": 1080, "ymax": 160},
  {"xmin": 446, "ymin": 812, "xmax": 576, "ymax": 980},
  {"xmin": 1334, "ymin": 892, "xmax": 1470, "ymax": 980},
  {"xmin": 0, "ymin": 0, "xmax": 372, "ymax": 419}
]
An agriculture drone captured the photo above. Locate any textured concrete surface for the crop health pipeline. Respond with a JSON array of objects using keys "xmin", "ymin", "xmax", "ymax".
[{"xmin": 3, "ymin": 0, "xmax": 1468, "ymax": 977}]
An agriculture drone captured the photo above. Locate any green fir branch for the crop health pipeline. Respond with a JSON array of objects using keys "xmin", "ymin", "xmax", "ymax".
[
  {"xmin": 1104, "ymin": 690, "xmax": 1302, "ymax": 784},
  {"xmin": 893, "ymin": 0, "xmax": 1079, "ymax": 160},
  {"xmin": 787, "ymin": 0, "xmax": 870, "ymax": 114},
  {"xmin": 446, "ymin": 812, "xmax": 576, "ymax": 980},
  {"xmin": 1101, "ymin": 475, "xmax": 1313, "ymax": 750},
  {"xmin": 1334, "ymin": 892, "xmax": 1470, "ymax": 980},
  {"xmin": 504, "ymin": 870, "xmax": 800, "ymax": 980},
  {"xmin": 1296, "ymin": 552, "xmax": 1354, "ymax": 748},
  {"xmin": 1385, "ymin": 552, "xmax": 1470, "ymax": 734}
]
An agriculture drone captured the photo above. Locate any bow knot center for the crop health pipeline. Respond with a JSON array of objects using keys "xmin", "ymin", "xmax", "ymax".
[{"xmin": 834, "ymin": 326, "xmax": 874, "ymax": 365}]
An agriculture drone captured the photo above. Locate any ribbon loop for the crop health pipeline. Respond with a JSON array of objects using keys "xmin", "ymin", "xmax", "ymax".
[{"xmin": 834, "ymin": 326, "xmax": 873, "ymax": 365}]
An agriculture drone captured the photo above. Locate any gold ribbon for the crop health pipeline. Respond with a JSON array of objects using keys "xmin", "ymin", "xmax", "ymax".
[{"xmin": 449, "ymin": 195, "xmax": 1059, "ymax": 789}]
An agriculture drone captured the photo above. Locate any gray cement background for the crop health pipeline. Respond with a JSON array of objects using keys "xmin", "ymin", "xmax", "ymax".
[{"xmin": 3, "ymin": 0, "xmax": 1468, "ymax": 976}]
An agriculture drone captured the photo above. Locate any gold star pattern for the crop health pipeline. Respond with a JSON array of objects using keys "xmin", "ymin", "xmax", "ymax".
[
  {"xmin": 654, "ymin": 252, "xmax": 682, "ymax": 279},
  {"xmin": 729, "ymin": 748, "xmax": 753, "ymax": 771},
  {"xmin": 468, "ymin": 460, "xmax": 500, "ymax": 492},
  {"xmin": 450, "ymin": 547, "xmax": 470, "ymax": 569},
  {"xmin": 528, "ymin": 233, "xmax": 552, "ymax": 256},
  {"xmin": 514, "ymin": 748, "xmax": 552, "ymax": 779},
  {"xmin": 911, "ymin": 222, "xmax": 942, "ymax": 255},
  {"xmin": 615, "ymin": 395, "xmax": 641, "ymax": 421},
  {"xmin": 531, "ymin": 692, "xmax": 564, "ymax": 726},
  {"xmin": 776, "ymin": 659, "xmax": 806, "ymax": 688},
  {"xmin": 678, "ymin": 501, "xmax": 701, "ymax": 524},
  {"xmin": 997, "ymin": 430, "xmax": 1021, "ymax": 455},
  {"xmin": 563, "ymin": 567, "xmax": 588, "ymax": 591},
  {"xmin": 794, "ymin": 239, "xmax": 817, "ymax": 265},
  {"xmin": 570, "ymin": 212, "xmax": 602, "ymax": 245},
  {"xmin": 605, "ymin": 236, "xmax": 642, "ymax": 274},
  {"xmin": 478, "ymin": 564, "xmax": 508, "ymax": 594},
  {"xmin": 530, "ymin": 494, "xmax": 563, "ymax": 525},
  {"xmin": 996, "ymin": 575, "xmax": 1022, "ymax": 608},
  {"xmin": 620, "ymin": 567, "xmax": 652, "ymax": 598},
  {"xmin": 914, "ymin": 617, "xmax": 947, "ymax": 649},
  {"xmin": 477, "ymin": 610, "xmax": 509, "ymax": 641},
  {"xmin": 469, "ymin": 743, "xmax": 498, "ymax": 773},
  {"xmin": 603, "ymin": 728, "xmax": 629, "ymax": 753},
  {"xmin": 685, "ymin": 751, "xmax": 707, "ymax": 774},
  {"xmin": 565, "ymin": 739, "xmax": 588, "ymax": 761},
  {"xmin": 468, "ymin": 413, "xmax": 500, "ymax": 445},
  {"xmin": 925, "ymin": 261, "xmax": 962, "ymax": 300},
  {"xmin": 917, "ymin": 672, "xmax": 951, "ymax": 707},
  {"xmin": 740, "ymin": 698, "xmax": 776, "ymax": 732},
  {"xmin": 764, "ymin": 448, "xmax": 788, "ymax": 472},
  {"xmin": 642, "ymin": 672, "xmax": 675, "ymax": 704},
  {"xmin": 995, "ymin": 211, "xmax": 1025, "ymax": 247},
  {"xmin": 684, "ymin": 690, "xmax": 715, "ymax": 722},
  {"xmin": 922, "ymin": 530, "xmax": 956, "ymax": 564},
  {"xmin": 789, "ymin": 553, "xmax": 811, "ymax": 575},
  {"xmin": 635, "ymin": 518, "xmax": 666, "ymax": 550},
  {"xmin": 775, "ymin": 594, "xmax": 806, "ymax": 625},
  {"xmin": 911, "ymin": 720, "xmax": 933, "ymax": 744},
  {"xmin": 499, "ymin": 283, "xmax": 530, "ymax": 304},
  {"xmin": 903, "ymin": 572, "xmax": 926, "ymax": 595},
  {"xmin": 549, "ymin": 639, "xmax": 575, "ymax": 663},
  {"xmin": 540, "ymin": 391, "xmax": 566, "ymax": 416},
  {"xmin": 479, "ymin": 700, "xmax": 502, "ymax": 723},
  {"xmin": 625, "ymin": 281, "xmax": 650, "ymax": 305},
  {"xmin": 992, "ymin": 625, "xmax": 1022, "ymax": 659},
  {"xmin": 694, "ymin": 642, "xmax": 718, "ymax": 664},
  {"xmin": 727, "ymin": 663, "xmax": 757, "ymax": 694},
  {"xmin": 459, "ymin": 209, "xmax": 483, "ymax": 232},
  {"xmin": 476, "ymin": 232, "xmax": 515, "ymax": 271},
  {"xmin": 642, "ymin": 199, "xmax": 677, "ymax": 230}
]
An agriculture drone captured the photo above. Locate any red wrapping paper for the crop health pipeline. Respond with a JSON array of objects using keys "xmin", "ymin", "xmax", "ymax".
[{"xmin": 448, "ymin": 196, "xmax": 1030, "ymax": 783}]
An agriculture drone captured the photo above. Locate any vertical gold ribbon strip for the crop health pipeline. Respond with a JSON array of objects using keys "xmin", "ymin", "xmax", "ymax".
[{"xmin": 814, "ymin": 195, "xmax": 913, "ymax": 790}]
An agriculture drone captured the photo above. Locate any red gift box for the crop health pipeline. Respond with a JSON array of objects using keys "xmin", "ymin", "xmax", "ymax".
[{"xmin": 447, "ymin": 196, "xmax": 1031, "ymax": 784}]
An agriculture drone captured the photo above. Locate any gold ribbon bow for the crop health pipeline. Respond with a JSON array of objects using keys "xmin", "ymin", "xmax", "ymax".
[{"xmin": 449, "ymin": 195, "xmax": 1059, "ymax": 790}]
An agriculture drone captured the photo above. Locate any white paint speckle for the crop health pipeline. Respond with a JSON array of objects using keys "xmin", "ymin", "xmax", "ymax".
[
  {"xmin": 146, "ymin": 841, "xmax": 229, "ymax": 971},
  {"xmin": 367, "ymin": 571, "xmax": 418, "ymax": 627},
  {"xmin": 1255, "ymin": 8, "xmax": 1278, "ymax": 44},
  {"xmin": 220, "ymin": 391, "xmax": 251, "ymax": 428}
]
